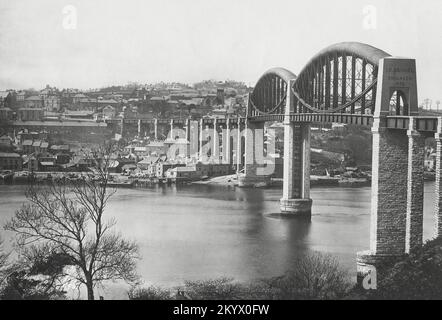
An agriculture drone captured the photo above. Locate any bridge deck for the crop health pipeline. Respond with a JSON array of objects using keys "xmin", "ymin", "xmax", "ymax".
[
  {"xmin": 249, "ymin": 114, "xmax": 440, "ymax": 133},
  {"xmin": 106, "ymin": 114, "xmax": 441, "ymax": 134}
]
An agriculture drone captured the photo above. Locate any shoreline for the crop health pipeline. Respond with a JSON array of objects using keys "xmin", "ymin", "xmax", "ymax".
[{"xmin": 0, "ymin": 171, "xmax": 374, "ymax": 189}]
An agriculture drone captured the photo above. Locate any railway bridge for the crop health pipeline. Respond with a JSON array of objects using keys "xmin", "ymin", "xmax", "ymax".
[
  {"xmin": 244, "ymin": 42, "xmax": 442, "ymax": 282},
  {"xmin": 108, "ymin": 42, "xmax": 442, "ymax": 281}
]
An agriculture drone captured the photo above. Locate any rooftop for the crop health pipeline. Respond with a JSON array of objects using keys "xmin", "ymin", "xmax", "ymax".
[
  {"xmin": 25, "ymin": 96, "xmax": 42, "ymax": 101},
  {"xmin": 0, "ymin": 152, "xmax": 20, "ymax": 158}
]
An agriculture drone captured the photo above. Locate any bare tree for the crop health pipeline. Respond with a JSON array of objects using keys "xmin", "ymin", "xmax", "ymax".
[
  {"xmin": 0, "ymin": 237, "xmax": 10, "ymax": 286},
  {"xmin": 4, "ymin": 144, "xmax": 139, "ymax": 300}
]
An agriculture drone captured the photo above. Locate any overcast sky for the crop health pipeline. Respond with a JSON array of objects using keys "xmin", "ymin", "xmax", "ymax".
[{"xmin": 0, "ymin": 0, "xmax": 441, "ymax": 101}]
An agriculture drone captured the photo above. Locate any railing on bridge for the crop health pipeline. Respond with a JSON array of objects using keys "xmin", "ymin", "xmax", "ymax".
[{"xmin": 386, "ymin": 116, "xmax": 439, "ymax": 132}]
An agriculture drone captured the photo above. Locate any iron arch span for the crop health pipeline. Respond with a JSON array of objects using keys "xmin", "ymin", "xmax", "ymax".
[{"xmin": 240, "ymin": 42, "xmax": 442, "ymax": 287}]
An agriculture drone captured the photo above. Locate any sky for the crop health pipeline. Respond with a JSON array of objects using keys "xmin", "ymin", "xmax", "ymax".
[{"xmin": 0, "ymin": 0, "xmax": 441, "ymax": 101}]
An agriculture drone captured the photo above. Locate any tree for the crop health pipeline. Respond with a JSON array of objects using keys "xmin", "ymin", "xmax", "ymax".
[
  {"xmin": 1, "ymin": 246, "xmax": 69, "ymax": 300},
  {"xmin": 366, "ymin": 237, "xmax": 442, "ymax": 300},
  {"xmin": 4, "ymin": 144, "xmax": 139, "ymax": 300},
  {"xmin": 0, "ymin": 237, "xmax": 10, "ymax": 286},
  {"xmin": 261, "ymin": 252, "xmax": 352, "ymax": 300}
]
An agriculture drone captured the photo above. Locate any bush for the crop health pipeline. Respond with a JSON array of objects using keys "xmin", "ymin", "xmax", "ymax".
[
  {"xmin": 128, "ymin": 285, "xmax": 172, "ymax": 300},
  {"xmin": 261, "ymin": 252, "xmax": 352, "ymax": 300},
  {"xmin": 183, "ymin": 277, "xmax": 244, "ymax": 300},
  {"xmin": 127, "ymin": 253, "xmax": 352, "ymax": 300},
  {"xmin": 368, "ymin": 238, "xmax": 442, "ymax": 300}
]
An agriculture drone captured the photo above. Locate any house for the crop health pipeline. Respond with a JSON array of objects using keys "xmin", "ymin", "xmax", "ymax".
[
  {"xmin": 50, "ymin": 145, "xmax": 70, "ymax": 154},
  {"xmin": 23, "ymin": 155, "xmax": 39, "ymax": 172},
  {"xmin": 64, "ymin": 110, "xmax": 95, "ymax": 120},
  {"xmin": 0, "ymin": 91, "xmax": 8, "ymax": 105},
  {"xmin": 22, "ymin": 140, "xmax": 34, "ymax": 154},
  {"xmin": 55, "ymin": 154, "xmax": 71, "ymax": 165},
  {"xmin": 40, "ymin": 141, "xmax": 49, "ymax": 154},
  {"xmin": 0, "ymin": 135, "xmax": 12, "ymax": 147},
  {"xmin": 102, "ymin": 105, "xmax": 116, "ymax": 119},
  {"xmin": 15, "ymin": 91, "xmax": 26, "ymax": 104},
  {"xmin": 73, "ymin": 93, "xmax": 88, "ymax": 104},
  {"xmin": 0, "ymin": 108, "xmax": 13, "ymax": 120},
  {"xmin": 30, "ymin": 140, "xmax": 49, "ymax": 154},
  {"xmin": 122, "ymin": 164, "xmax": 137, "ymax": 174},
  {"xmin": 17, "ymin": 108, "xmax": 44, "ymax": 121},
  {"xmin": 165, "ymin": 166, "xmax": 200, "ymax": 181},
  {"xmin": 191, "ymin": 162, "xmax": 232, "ymax": 177},
  {"xmin": 146, "ymin": 141, "xmax": 167, "ymax": 155},
  {"xmin": 208, "ymin": 163, "xmax": 231, "ymax": 176},
  {"xmin": 32, "ymin": 141, "xmax": 42, "ymax": 153},
  {"xmin": 0, "ymin": 152, "xmax": 23, "ymax": 170},
  {"xmin": 43, "ymin": 95, "xmax": 60, "ymax": 112},
  {"xmin": 156, "ymin": 162, "xmax": 185, "ymax": 178},
  {"xmin": 39, "ymin": 160, "xmax": 59, "ymax": 172},
  {"xmin": 16, "ymin": 130, "xmax": 34, "ymax": 143},
  {"xmin": 24, "ymin": 96, "xmax": 44, "ymax": 108},
  {"xmin": 137, "ymin": 156, "xmax": 160, "ymax": 170},
  {"xmin": 133, "ymin": 146, "xmax": 148, "ymax": 156},
  {"xmin": 108, "ymin": 158, "xmax": 136, "ymax": 173}
]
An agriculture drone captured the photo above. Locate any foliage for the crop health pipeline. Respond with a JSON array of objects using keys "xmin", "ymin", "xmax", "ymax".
[
  {"xmin": 127, "ymin": 253, "xmax": 352, "ymax": 300},
  {"xmin": 128, "ymin": 285, "xmax": 172, "ymax": 300},
  {"xmin": 4, "ymin": 144, "xmax": 139, "ymax": 300},
  {"xmin": 0, "ymin": 237, "xmax": 10, "ymax": 286},
  {"xmin": 183, "ymin": 277, "xmax": 244, "ymax": 300},
  {"xmin": 0, "ymin": 248, "xmax": 69, "ymax": 300},
  {"xmin": 260, "ymin": 252, "xmax": 352, "ymax": 300},
  {"xmin": 367, "ymin": 238, "xmax": 442, "ymax": 300}
]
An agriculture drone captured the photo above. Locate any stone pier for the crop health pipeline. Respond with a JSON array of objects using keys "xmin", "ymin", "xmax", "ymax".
[
  {"xmin": 434, "ymin": 117, "xmax": 442, "ymax": 238},
  {"xmin": 238, "ymin": 121, "xmax": 271, "ymax": 187},
  {"xmin": 279, "ymin": 79, "xmax": 312, "ymax": 217},
  {"xmin": 279, "ymin": 122, "xmax": 312, "ymax": 217},
  {"xmin": 405, "ymin": 117, "xmax": 425, "ymax": 253},
  {"xmin": 212, "ymin": 118, "xmax": 220, "ymax": 163},
  {"xmin": 357, "ymin": 57, "xmax": 424, "ymax": 286}
]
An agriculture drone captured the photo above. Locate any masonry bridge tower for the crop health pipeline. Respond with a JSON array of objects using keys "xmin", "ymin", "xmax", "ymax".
[{"xmin": 241, "ymin": 42, "xmax": 442, "ymax": 282}]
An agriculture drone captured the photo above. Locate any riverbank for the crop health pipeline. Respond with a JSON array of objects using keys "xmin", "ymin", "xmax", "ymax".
[
  {"xmin": 191, "ymin": 174, "xmax": 371, "ymax": 188},
  {"xmin": 8, "ymin": 169, "xmax": 431, "ymax": 189}
]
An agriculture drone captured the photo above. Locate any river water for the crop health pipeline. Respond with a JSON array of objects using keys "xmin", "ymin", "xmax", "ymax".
[{"xmin": 0, "ymin": 182, "xmax": 437, "ymax": 299}]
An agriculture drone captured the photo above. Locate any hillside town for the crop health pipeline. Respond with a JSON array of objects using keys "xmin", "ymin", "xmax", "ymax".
[
  {"xmin": 0, "ymin": 81, "xmax": 439, "ymax": 187},
  {"xmin": 0, "ymin": 81, "xmax": 252, "ymax": 184}
]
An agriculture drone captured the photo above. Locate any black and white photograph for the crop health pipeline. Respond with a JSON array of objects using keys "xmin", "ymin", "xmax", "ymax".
[{"xmin": 0, "ymin": 0, "xmax": 441, "ymax": 307}]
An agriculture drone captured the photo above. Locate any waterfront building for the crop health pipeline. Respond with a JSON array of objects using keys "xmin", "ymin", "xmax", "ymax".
[
  {"xmin": 155, "ymin": 162, "xmax": 186, "ymax": 178},
  {"xmin": 0, "ymin": 152, "xmax": 23, "ymax": 171},
  {"xmin": 137, "ymin": 156, "xmax": 160, "ymax": 171},
  {"xmin": 165, "ymin": 166, "xmax": 200, "ymax": 181},
  {"xmin": 0, "ymin": 135, "xmax": 13, "ymax": 147}
]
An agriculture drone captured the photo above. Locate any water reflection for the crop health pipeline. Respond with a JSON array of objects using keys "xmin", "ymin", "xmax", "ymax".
[{"xmin": 0, "ymin": 182, "xmax": 437, "ymax": 298}]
